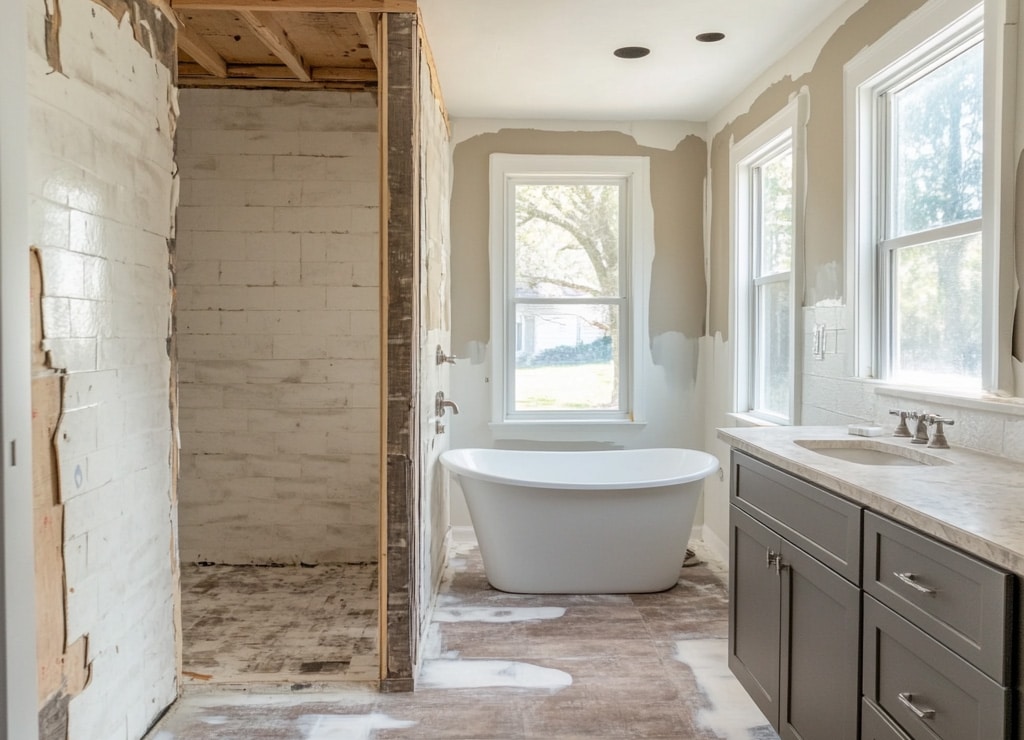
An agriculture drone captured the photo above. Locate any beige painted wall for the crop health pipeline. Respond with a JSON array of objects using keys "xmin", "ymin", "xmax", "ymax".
[
  {"xmin": 447, "ymin": 126, "xmax": 708, "ymax": 527},
  {"xmin": 701, "ymin": 0, "xmax": 1024, "ymax": 558},
  {"xmin": 707, "ymin": 0, "xmax": 931, "ymax": 338}
]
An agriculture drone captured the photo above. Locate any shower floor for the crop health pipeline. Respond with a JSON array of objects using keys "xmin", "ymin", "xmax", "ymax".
[
  {"xmin": 179, "ymin": 561, "xmax": 379, "ymax": 686},
  {"xmin": 154, "ymin": 540, "xmax": 777, "ymax": 739}
]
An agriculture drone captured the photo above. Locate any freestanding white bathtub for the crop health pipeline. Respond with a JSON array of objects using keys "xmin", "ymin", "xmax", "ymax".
[{"xmin": 439, "ymin": 447, "xmax": 719, "ymax": 594}]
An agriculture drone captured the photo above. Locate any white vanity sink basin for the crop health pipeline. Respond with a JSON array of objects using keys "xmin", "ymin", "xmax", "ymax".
[{"xmin": 794, "ymin": 439, "xmax": 949, "ymax": 467}]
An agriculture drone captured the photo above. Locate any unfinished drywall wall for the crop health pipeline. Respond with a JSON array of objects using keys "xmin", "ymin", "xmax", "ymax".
[
  {"xmin": 447, "ymin": 127, "xmax": 707, "ymax": 480},
  {"xmin": 175, "ymin": 89, "xmax": 380, "ymax": 565},
  {"xmin": 27, "ymin": 0, "xmax": 179, "ymax": 737},
  {"xmin": 416, "ymin": 29, "xmax": 453, "ymax": 665},
  {"xmin": 699, "ymin": 0, "xmax": 1024, "ymax": 558}
]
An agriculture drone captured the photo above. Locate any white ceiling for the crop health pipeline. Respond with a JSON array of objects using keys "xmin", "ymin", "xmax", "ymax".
[{"xmin": 417, "ymin": 0, "xmax": 852, "ymax": 122}]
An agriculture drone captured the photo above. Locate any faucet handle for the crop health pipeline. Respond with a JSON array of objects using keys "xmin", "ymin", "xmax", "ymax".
[
  {"xmin": 909, "ymin": 411, "xmax": 931, "ymax": 444},
  {"xmin": 925, "ymin": 416, "xmax": 954, "ymax": 449},
  {"xmin": 888, "ymin": 409, "xmax": 912, "ymax": 438},
  {"xmin": 436, "ymin": 345, "xmax": 458, "ymax": 365}
]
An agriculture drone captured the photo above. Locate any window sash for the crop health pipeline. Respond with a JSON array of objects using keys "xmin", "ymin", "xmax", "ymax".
[
  {"xmin": 873, "ymin": 27, "xmax": 984, "ymax": 385},
  {"xmin": 502, "ymin": 174, "xmax": 633, "ymax": 421},
  {"xmin": 748, "ymin": 143, "xmax": 795, "ymax": 424}
]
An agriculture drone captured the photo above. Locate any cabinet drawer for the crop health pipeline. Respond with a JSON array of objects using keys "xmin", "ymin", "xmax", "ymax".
[
  {"xmin": 731, "ymin": 451, "xmax": 861, "ymax": 583},
  {"xmin": 863, "ymin": 596, "xmax": 1009, "ymax": 740},
  {"xmin": 861, "ymin": 699, "xmax": 911, "ymax": 740},
  {"xmin": 863, "ymin": 512, "xmax": 1013, "ymax": 682}
]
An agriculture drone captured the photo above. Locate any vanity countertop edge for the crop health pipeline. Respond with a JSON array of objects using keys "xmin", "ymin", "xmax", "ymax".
[{"xmin": 718, "ymin": 425, "xmax": 1024, "ymax": 577}]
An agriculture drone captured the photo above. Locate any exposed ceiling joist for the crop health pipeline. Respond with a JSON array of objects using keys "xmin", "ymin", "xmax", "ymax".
[
  {"xmin": 171, "ymin": 0, "xmax": 415, "ymax": 12},
  {"xmin": 178, "ymin": 62, "xmax": 377, "ymax": 82},
  {"xmin": 355, "ymin": 12, "xmax": 379, "ymax": 68},
  {"xmin": 175, "ymin": 21, "xmax": 229, "ymax": 77},
  {"xmin": 237, "ymin": 10, "xmax": 311, "ymax": 81}
]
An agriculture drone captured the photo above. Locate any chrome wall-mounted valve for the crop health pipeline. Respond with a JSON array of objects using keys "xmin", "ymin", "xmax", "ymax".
[{"xmin": 436, "ymin": 345, "xmax": 459, "ymax": 365}]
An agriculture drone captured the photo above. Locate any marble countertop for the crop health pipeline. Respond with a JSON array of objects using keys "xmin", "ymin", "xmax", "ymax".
[{"xmin": 717, "ymin": 425, "xmax": 1024, "ymax": 577}]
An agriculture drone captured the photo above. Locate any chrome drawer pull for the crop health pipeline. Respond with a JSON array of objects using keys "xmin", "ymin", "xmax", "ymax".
[
  {"xmin": 893, "ymin": 571, "xmax": 936, "ymax": 595},
  {"xmin": 898, "ymin": 692, "xmax": 936, "ymax": 719}
]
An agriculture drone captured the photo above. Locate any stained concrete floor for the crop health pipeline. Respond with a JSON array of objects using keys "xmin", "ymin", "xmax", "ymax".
[
  {"xmin": 179, "ymin": 561, "xmax": 379, "ymax": 686},
  {"xmin": 150, "ymin": 540, "xmax": 776, "ymax": 739}
]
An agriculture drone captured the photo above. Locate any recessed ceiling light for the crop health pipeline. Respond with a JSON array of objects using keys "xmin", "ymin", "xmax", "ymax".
[
  {"xmin": 613, "ymin": 46, "xmax": 651, "ymax": 59},
  {"xmin": 696, "ymin": 32, "xmax": 725, "ymax": 43}
]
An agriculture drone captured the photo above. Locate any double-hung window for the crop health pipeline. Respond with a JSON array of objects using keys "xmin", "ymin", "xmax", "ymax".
[
  {"xmin": 733, "ymin": 99, "xmax": 804, "ymax": 425},
  {"xmin": 488, "ymin": 154, "xmax": 650, "ymax": 424},
  {"xmin": 848, "ymin": 1, "xmax": 989, "ymax": 390}
]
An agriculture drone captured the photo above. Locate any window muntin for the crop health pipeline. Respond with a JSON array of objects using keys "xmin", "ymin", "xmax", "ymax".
[
  {"xmin": 876, "ymin": 34, "xmax": 984, "ymax": 387},
  {"xmin": 489, "ymin": 155, "xmax": 649, "ymax": 424}
]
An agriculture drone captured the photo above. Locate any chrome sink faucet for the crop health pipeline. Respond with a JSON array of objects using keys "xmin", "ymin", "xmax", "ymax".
[{"xmin": 890, "ymin": 409, "xmax": 954, "ymax": 448}]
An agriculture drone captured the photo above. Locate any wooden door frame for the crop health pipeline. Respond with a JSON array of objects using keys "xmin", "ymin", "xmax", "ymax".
[
  {"xmin": 1, "ymin": 0, "xmax": 41, "ymax": 735},
  {"xmin": 379, "ymin": 11, "xmax": 421, "ymax": 692}
]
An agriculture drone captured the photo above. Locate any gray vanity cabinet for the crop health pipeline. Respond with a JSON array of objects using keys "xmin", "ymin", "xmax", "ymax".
[
  {"xmin": 729, "ymin": 451, "xmax": 862, "ymax": 739},
  {"xmin": 862, "ymin": 511, "xmax": 1014, "ymax": 740}
]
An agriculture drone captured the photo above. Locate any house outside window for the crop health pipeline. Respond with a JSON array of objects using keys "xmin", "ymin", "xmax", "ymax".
[{"xmin": 488, "ymin": 154, "xmax": 651, "ymax": 424}]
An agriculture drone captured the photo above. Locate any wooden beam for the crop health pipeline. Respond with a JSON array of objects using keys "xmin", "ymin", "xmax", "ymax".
[
  {"xmin": 171, "ymin": 0, "xmax": 415, "ymax": 12},
  {"xmin": 177, "ymin": 76, "xmax": 374, "ymax": 90},
  {"xmin": 178, "ymin": 62, "xmax": 376, "ymax": 82},
  {"xmin": 355, "ymin": 11, "xmax": 379, "ymax": 69},
  {"xmin": 175, "ymin": 20, "xmax": 228, "ymax": 77},
  {"xmin": 416, "ymin": 13, "xmax": 449, "ymax": 136},
  {"xmin": 237, "ymin": 10, "xmax": 311, "ymax": 81}
]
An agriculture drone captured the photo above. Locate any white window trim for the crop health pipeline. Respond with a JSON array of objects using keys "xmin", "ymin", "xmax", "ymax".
[
  {"xmin": 844, "ymin": 0, "xmax": 1015, "ymax": 393},
  {"xmin": 488, "ymin": 153, "xmax": 652, "ymax": 426},
  {"xmin": 730, "ymin": 94, "xmax": 808, "ymax": 425}
]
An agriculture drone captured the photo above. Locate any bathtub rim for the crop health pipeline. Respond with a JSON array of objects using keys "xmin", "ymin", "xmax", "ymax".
[{"xmin": 439, "ymin": 447, "xmax": 719, "ymax": 491}]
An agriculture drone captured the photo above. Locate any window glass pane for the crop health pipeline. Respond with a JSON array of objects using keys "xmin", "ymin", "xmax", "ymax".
[
  {"xmin": 757, "ymin": 149, "xmax": 793, "ymax": 275},
  {"xmin": 514, "ymin": 183, "xmax": 620, "ymax": 299},
  {"xmin": 514, "ymin": 303, "xmax": 619, "ymax": 411},
  {"xmin": 892, "ymin": 233, "xmax": 982, "ymax": 385},
  {"xmin": 754, "ymin": 281, "xmax": 791, "ymax": 418},
  {"xmin": 891, "ymin": 42, "xmax": 983, "ymax": 237}
]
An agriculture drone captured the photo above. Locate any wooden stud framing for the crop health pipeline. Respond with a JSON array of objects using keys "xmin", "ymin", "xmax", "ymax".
[
  {"xmin": 237, "ymin": 10, "xmax": 312, "ymax": 81},
  {"xmin": 379, "ymin": 11, "xmax": 419, "ymax": 693},
  {"xmin": 171, "ymin": 0, "xmax": 416, "ymax": 12}
]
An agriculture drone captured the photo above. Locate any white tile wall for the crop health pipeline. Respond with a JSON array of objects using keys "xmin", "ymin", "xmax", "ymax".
[
  {"xmin": 802, "ymin": 303, "xmax": 1024, "ymax": 461},
  {"xmin": 27, "ymin": 1, "xmax": 178, "ymax": 738},
  {"xmin": 176, "ymin": 89, "xmax": 380, "ymax": 565},
  {"xmin": 417, "ymin": 50, "xmax": 454, "ymax": 659}
]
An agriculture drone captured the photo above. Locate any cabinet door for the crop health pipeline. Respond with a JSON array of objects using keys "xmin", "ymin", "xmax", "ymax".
[
  {"xmin": 780, "ymin": 540, "xmax": 860, "ymax": 740},
  {"xmin": 730, "ymin": 506, "xmax": 782, "ymax": 729}
]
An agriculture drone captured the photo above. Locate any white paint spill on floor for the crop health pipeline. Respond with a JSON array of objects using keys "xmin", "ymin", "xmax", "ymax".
[
  {"xmin": 673, "ymin": 638, "xmax": 777, "ymax": 740},
  {"xmin": 433, "ymin": 606, "xmax": 566, "ymax": 623},
  {"xmin": 418, "ymin": 659, "xmax": 573, "ymax": 691},
  {"xmin": 299, "ymin": 713, "xmax": 416, "ymax": 740}
]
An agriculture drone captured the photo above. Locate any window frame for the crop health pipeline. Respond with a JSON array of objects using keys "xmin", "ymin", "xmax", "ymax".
[
  {"xmin": 488, "ymin": 154, "xmax": 651, "ymax": 426},
  {"xmin": 731, "ymin": 96, "xmax": 807, "ymax": 425},
  {"xmin": 845, "ymin": 0, "xmax": 1014, "ymax": 393}
]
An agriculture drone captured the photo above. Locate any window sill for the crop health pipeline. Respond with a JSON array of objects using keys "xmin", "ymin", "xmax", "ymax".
[
  {"xmin": 726, "ymin": 412, "xmax": 784, "ymax": 428},
  {"xmin": 488, "ymin": 419, "xmax": 647, "ymax": 438},
  {"xmin": 873, "ymin": 384, "xmax": 1024, "ymax": 418}
]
